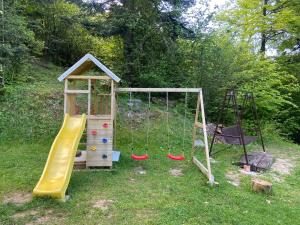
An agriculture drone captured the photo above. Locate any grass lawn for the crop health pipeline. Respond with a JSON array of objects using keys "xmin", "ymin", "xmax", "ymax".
[
  {"xmin": 1, "ymin": 62, "xmax": 300, "ymax": 224},
  {"xmin": 0, "ymin": 138, "xmax": 300, "ymax": 225}
]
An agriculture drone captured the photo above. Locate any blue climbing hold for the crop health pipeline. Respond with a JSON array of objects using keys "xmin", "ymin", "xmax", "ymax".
[{"xmin": 102, "ymin": 138, "xmax": 108, "ymax": 144}]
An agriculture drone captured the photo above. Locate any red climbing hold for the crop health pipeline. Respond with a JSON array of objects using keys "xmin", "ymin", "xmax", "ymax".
[
  {"xmin": 131, "ymin": 154, "xmax": 149, "ymax": 160},
  {"xmin": 167, "ymin": 153, "xmax": 185, "ymax": 161},
  {"xmin": 103, "ymin": 123, "xmax": 109, "ymax": 128},
  {"xmin": 91, "ymin": 130, "xmax": 97, "ymax": 135}
]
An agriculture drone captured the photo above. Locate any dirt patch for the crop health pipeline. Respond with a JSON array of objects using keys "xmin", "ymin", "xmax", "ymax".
[
  {"xmin": 135, "ymin": 209, "xmax": 156, "ymax": 220},
  {"xmin": 169, "ymin": 168, "xmax": 183, "ymax": 177},
  {"xmin": 13, "ymin": 209, "xmax": 39, "ymax": 219},
  {"xmin": 20, "ymin": 209, "xmax": 64, "ymax": 225},
  {"xmin": 25, "ymin": 215, "xmax": 51, "ymax": 225},
  {"xmin": 225, "ymin": 171, "xmax": 241, "ymax": 187},
  {"xmin": 271, "ymin": 158, "xmax": 294, "ymax": 175},
  {"xmin": 133, "ymin": 166, "xmax": 147, "ymax": 175},
  {"xmin": 92, "ymin": 199, "xmax": 114, "ymax": 211},
  {"xmin": 270, "ymin": 158, "xmax": 295, "ymax": 182},
  {"xmin": 3, "ymin": 192, "xmax": 32, "ymax": 205}
]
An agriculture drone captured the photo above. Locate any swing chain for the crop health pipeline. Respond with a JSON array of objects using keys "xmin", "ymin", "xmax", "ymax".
[
  {"xmin": 129, "ymin": 92, "xmax": 134, "ymax": 153},
  {"xmin": 166, "ymin": 92, "xmax": 170, "ymax": 153},
  {"xmin": 182, "ymin": 92, "xmax": 188, "ymax": 155},
  {"xmin": 145, "ymin": 92, "xmax": 151, "ymax": 153}
]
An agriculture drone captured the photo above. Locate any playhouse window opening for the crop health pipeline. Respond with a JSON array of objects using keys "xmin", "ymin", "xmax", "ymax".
[
  {"xmin": 91, "ymin": 79, "xmax": 112, "ymax": 116},
  {"xmin": 68, "ymin": 79, "xmax": 88, "ymax": 90}
]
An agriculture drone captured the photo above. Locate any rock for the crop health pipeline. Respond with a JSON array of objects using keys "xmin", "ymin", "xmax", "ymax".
[
  {"xmin": 133, "ymin": 166, "xmax": 146, "ymax": 175},
  {"xmin": 169, "ymin": 168, "xmax": 183, "ymax": 177},
  {"xmin": 194, "ymin": 139, "xmax": 204, "ymax": 147},
  {"xmin": 251, "ymin": 179, "xmax": 272, "ymax": 194}
]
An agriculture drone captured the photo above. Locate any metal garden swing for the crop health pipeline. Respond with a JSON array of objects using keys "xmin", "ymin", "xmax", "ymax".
[
  {"xmin": 209, "ymin": 89, "xmax": 265, "ymax": 166},
  {"xmin": 166, "ymin": 92, "xmax": 187, "ymax": 161},
  {"xmin": 129, "ymin": 92, "xmax": 149, "ymax": 160}
]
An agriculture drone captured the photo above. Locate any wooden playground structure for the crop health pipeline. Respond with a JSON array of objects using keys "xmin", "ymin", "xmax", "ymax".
[{"xmin": 58, "ymin": 54, "xmax": 214, "ymax": 184}]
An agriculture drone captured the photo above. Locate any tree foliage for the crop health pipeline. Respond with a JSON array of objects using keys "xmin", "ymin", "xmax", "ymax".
[
  {"xmin": 0, "ymin": 0, "xmax": 299, "ymax": 142},
  {"xmin": 219, "ymin": 0, "xmax": 300, "ymax": 54}
]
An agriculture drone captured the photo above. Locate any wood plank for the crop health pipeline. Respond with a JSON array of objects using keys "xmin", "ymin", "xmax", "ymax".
[
  {"xmin": 87, "ymin": 144, "xmax": 113, "ymax": 150},
  {"xmin": 65, "ymin": 90, "xmax": 89, "ymax": 94},
  {"xmin": 68, "ymin": 75, "xmax": 111, "ymax": 80},
  {"xmin": 88, "ymin": 79, "xmax": 91, "ymax": 115},
  {"xmin": 86, "ymin": 150, "xmax": 113, "ymax": 167},
  {"xmin": 115, "ymin": 88, "xmax": 202, "ymax": 93},
  {"xmin": 199, "ymin": 89, "xmax": 214, "ymax": 184},
  {"xmin": 64, "ymin": 79, "xmax": 68, "ymax": 114},
  {"xmin": 88, "ymin": 115, "xmax": 112, "ymax": 120},
  {"xmin": 192, "ymin": 156, "xmax": 208, "ymax": 176},
  {"xmin": 111, "ymin": 81, "xmax": 114, "ymax": 120}
]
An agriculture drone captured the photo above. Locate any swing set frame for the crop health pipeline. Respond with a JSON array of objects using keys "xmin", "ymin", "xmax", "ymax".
[{"xmin": 115, "ymin": 88, "xmax": 214, "ymax": 185}]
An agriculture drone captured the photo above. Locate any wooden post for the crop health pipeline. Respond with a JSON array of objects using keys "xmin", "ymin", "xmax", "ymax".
[
  {"xmin": 252, "ymin": 179, "xmax": 272, "ymax": 193},
  {"xmin": 111, "ymin": 80, "xmax": 114, "ymax": 119},
  {"xmin": 199, "ymin": 89, "xmax": 213, "ymax": 184},
  {"xmin": 88, "ymin": 79, "xmax": 91, "ymax": 116},
  {"xmin": 64, "ymin": 79, "xmax": 68, "ymax": 114}
]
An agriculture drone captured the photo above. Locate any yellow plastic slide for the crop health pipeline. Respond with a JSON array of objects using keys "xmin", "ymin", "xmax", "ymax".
[{"xmin": 33, "ymin": 114, "xmax": 86, "ymax": 200}]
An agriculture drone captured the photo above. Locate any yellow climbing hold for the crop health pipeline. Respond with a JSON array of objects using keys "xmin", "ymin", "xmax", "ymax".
[{"xmin": 90, "ymin": 146, "xmax": 96, "ymax": 151}]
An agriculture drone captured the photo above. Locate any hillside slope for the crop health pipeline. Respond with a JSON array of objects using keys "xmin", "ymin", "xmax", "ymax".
[{"xmin": 0, "ymin": 62, "xmax": 64, "ymax": 142}]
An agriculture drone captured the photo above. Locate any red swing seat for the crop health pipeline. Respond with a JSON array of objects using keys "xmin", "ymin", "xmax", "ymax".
[
  {"xmin": 131, "ymin": 154, "xmax": 149, "ymax": 160},
  {"xmin": 167, "ymin": 153, "xmax": 185, "ymax": 161}
]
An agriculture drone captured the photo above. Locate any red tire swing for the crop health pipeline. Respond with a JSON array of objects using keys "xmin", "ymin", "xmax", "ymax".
[
  {"xmin": 129, "ymin": 92, "xmax": 150, "ymax": 161},
  {"xmin": 166, "ymin": 92, "xmax": 187, "ymax": 161}
]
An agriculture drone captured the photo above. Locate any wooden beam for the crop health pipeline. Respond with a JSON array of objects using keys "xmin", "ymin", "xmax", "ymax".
[
  {"xmin": 88, "ymin": 79, "xmax": 91, "ymax": 116},
  {"xmin": 111, "ymin": 80, "xmax": 114, "ymax": 120},
  {"xmin": 67, "ymin": 75, "xmax": 111, "ymax": 80},
  {"xmin": 192, "ymin": 156, "xmax": 208, "ymax": 176},
  {"xmin": 199, "ymin": 89, "xmax": 214, "ymax": 184},
  {"xmin": 115, "ymin": 88, "xmax": 202, "ymax": 93},
  {"xmin": 65, "ymin": 90, "xmax": 89, "ymax": 94},
  {"xmin": 64, "ymin": 79, "xmax": 68, "ymax": 114}
]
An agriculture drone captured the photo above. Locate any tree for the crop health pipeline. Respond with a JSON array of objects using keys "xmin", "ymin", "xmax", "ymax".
[
  {"xmin": 79, "ymin": 0, "xmax": 196, "ymax": 86},
  {"xmin": 0, "ymin": 0, "xmax": 43, "ymax": 83},
  {"xmin": 220, "ymin": 0, "xmax": 300, "ymax": 55}
]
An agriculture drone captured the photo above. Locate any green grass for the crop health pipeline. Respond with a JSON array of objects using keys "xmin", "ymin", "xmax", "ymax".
[
  {"xmin": 1, "ymin": 138, "xmax": 300, "ymax": 224},
  {"xmin": 1, "ymin": 62, "xmax": 300, "ymax": 224}
]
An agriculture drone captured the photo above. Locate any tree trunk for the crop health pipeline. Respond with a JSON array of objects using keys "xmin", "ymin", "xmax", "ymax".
[
  {"xmin": 122, "ymin": 0, "xmax": 135, "ymax": 86},
  {"xmin": 123, "ymin": 29, "xmax": 134, "ymax": 86},
  {"xmin": 260, "ymin": 0, "xmax": 268, "ymax": 54}
]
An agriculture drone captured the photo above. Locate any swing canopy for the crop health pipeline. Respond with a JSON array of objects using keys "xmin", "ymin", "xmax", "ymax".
[{"xmin": 219, "ymin": 126, "xmax": 258, "ymax": 145}]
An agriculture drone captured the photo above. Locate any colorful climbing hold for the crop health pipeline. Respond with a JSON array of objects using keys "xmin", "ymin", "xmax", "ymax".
[
  {"xmin": 91, "ymin": 130, "xmax": 97, "ymax": 135},
  {"xmin": 89, "ymin": 146, "xmax": 96, "ymax": 151},
  {"xmin": 103, "ymin": 123, "xmax": 109, "ymax": 128},
  {"xmin": 102, "ymin": 138, "xmax": 108, "ymax": 144}
]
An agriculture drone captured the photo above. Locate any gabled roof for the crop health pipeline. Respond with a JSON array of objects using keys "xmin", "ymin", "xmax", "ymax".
[{"xmin": 57, "ymin": 53, "xmax": 121, "ymax": 82}]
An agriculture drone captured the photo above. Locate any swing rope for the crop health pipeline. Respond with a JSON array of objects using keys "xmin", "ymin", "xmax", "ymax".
[
  {"xmin": 182, "ymin": 92, "xmax": 188, "ymax": 155},
  {"xmin": 167, "ymin": 92, "xmax": 187, "ymax": 161},
  {"xmin": 145, "ymin": 92, "xmax": 151, "ymax": 153},
  {"xmin": 130, "ymin": 92, "xmax": 149, "ymax": 161}
]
